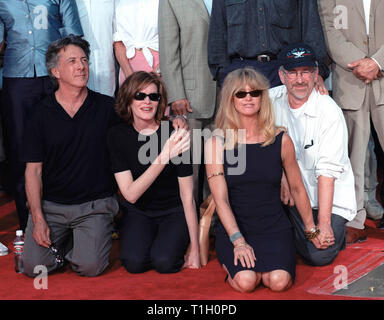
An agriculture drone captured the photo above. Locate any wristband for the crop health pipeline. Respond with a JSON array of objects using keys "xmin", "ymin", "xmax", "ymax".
[{"xmin": 229, "ymin": 231, "xmax": 243, "ymax": 243}]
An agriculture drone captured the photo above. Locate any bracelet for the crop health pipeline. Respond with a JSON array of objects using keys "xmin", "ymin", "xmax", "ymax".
[
  {"xmin": 233, "ymin": 243, "xmax": 247, "ymax": 249},
  {"xmin": 207, "ymin": 172, "xmax": 224, "ymax": 180},
  {"xmin": 174, "ymin": 114, "xmax": 188, "ymax": 120},
  {"xmin": 229, "ymin": 231, "xmax": 243, "ymax": 243},
  {"xmin": 305, "ymin": 226, "xmax": 320, "ymax": 240}
]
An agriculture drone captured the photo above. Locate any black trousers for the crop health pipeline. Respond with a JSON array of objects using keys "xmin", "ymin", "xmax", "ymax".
[
  {"xmin": 120, "ymin": 203, "xmax": 189, "ymax": 274},
  {"xmin": 1, "ymin": 76, "xmax": 53, "ymax": 231}
]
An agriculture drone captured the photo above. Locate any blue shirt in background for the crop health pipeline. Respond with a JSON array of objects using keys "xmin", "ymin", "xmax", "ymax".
[{"xmin": 0, "ymin": 0, "xmax": 83, "ymax": 78}]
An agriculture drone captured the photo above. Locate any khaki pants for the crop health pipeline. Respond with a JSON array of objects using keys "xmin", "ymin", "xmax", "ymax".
[{"xmin": 343, "ymin": 86, "xmax": 384, "ymax": 229}]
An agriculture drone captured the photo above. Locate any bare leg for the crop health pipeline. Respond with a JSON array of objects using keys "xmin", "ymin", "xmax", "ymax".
[
  {"xmin": 261, "ymin": 269, "xmax": 292, "ymax": 292},
  {"xmin": 222, "ymin": 264, "xmax": 261, "ymax": 293}
]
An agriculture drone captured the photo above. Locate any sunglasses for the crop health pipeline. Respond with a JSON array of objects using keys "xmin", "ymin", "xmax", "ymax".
[
  {"xmin": 49, "ymin": 243, "xmax": 65, "ymax": 268},
  {"xmin": 234, "ymin": 90, "xmax": 262, "ymax": 99},
  {"xmin": 134, "ymin": 92, "xmax": 161, "ymax": 101}
]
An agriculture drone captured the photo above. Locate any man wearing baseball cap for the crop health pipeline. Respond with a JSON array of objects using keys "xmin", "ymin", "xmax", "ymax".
[{"xmin": 269, "ymin": 43, "xmax": 357, "ymax": 266}]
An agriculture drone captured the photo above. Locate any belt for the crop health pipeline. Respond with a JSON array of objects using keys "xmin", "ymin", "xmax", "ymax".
[{"xmin": 238, "ymin": 53, "xmax": 277, "ymax": 63}]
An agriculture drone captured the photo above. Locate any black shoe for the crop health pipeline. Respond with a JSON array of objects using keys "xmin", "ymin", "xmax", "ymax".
[{"xmin": 378, "ymin": 217, "xmax": 384, "ymax": 230}]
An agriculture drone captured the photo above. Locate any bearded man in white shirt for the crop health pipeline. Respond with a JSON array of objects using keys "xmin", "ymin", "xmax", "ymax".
[{"xmin": 269, "ymin": 43, "xmax": 357, "ymax": 266}]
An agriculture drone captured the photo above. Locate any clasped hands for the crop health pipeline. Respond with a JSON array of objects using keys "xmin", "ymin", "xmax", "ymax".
[
  {"xmin": 348, "ymin": 57, "xmax": 383, "ymax": 84},
  {"xmin": 307, "ymin": 223, "xmax": 335, "ymax": 250}
]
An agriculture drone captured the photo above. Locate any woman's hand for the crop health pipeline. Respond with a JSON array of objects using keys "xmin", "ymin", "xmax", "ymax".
[
  {"xmin": 183, "ymin": 246, "xmax": 201, "ymax": 269},
  {"xmin": 159, "ymin": 129, "xmax": 190, "ymax": 163},
  {"xmin": 170, "ymin": 116, "xmax": 190, "ymax": 131},
  {"xmin": 233, "ymin": 240, "xmax": 256, "ymax": 269}
]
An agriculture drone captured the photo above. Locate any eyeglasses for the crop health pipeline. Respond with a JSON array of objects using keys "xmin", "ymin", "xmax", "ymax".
[
  {"xmin": 234, "ymin": 90, "xmax": 262, "ymax": 99},
  {"xmin": 283, "ymin": 70, "xmax": 315, "ymax": 80},
  {"xmin": 134, "ymin": 92, "xmax": 161, "ymax": 101}
]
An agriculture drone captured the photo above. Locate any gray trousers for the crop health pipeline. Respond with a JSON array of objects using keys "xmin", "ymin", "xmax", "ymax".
[
  {"xmin": 22, "ymin": 196, "xmax": 119, "ymax": 277},
  {"xmin": 287, "ymin": 206, "xmax": 347, "ymax": 266}
]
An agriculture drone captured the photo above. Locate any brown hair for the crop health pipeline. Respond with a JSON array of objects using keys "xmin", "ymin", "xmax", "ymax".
[{"xmin": 115, "ymin": 71, "xmax": 168, "ymax": 124}]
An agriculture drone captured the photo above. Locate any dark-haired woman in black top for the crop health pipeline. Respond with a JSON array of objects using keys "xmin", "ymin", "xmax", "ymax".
[{"xmin": 108, "ymin": 71, "xmax": 200, "ymax": 273}]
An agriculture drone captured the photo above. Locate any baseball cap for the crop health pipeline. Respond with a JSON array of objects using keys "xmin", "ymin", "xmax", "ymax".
[{"xmin": 278, "ymin": 43, "xmax": 318, "ymax": 70}]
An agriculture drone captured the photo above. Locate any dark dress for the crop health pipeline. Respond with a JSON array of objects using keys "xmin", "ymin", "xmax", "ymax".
[{"xmin": 215, "ymin": 131, "xmax": 296, "ymax": 280}]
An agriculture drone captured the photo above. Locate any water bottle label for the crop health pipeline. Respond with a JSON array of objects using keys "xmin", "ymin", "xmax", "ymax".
[{"xmin": 14, "ymin": 244, "xmax": 24, "ymax": 254}]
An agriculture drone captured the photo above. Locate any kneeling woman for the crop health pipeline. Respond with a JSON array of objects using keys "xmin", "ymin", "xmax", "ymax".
[
  {"xmin": 108, "ymin": 71, "xmax": 200, "ymax": 273},
  {"xmin": 205, "ymin": 68, "xmax": 320, "ymax": 292}
]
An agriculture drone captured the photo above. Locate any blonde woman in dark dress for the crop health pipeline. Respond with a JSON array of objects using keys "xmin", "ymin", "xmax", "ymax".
[{"xmin": 205, "ymin": 68, "xmax": 321, "ymax": 293}]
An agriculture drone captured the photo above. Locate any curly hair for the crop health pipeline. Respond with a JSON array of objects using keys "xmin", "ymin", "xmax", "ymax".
[{"xmin": 115, "ymin": 71, "xmax": 168, "ymax": 125}]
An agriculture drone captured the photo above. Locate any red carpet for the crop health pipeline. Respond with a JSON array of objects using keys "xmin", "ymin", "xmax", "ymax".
[{"xmin": 1, "ymin": 196, "xmax": 384, "ymax": 301}]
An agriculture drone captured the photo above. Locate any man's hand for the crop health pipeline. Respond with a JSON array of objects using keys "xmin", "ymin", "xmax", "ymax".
[
  {"xmin": 171, "ymin": 99, "xmax": 193, "ymax": 116},
  {"xmin": 348, "ymin": 58, "xmax": 381, "ymax": 83},
  {"xmin": 314, "ymin": 75, "xmax": 329, "ymax": 95},
  {"xmin": 317, "ymin": 222, "xmax": 335, "ymax": 249},
  {"xmin": 32, "ymin": 216, "xmax": 51, "ymax": 248},
  {"xmin": 281, "ymin": 173, "xmax": 295, "ymax": 206}
]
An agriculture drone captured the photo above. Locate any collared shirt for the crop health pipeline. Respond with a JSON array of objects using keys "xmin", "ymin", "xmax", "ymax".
[
  {"xmin": 113, "ymin": 0, "xmax": 158, "ymax": 68},
  {"xmin": 0, "ymin": 0, "xmax": 83, "ymax": 78},
  {"xmin": 208, "ymin": 0, "xmax": 329, "ymax": 80},
  {"xmin": 269, "ymin": 85, "xmax": 357, "ymax": 222},
  {"xmin": 75, "ymin": 0, "xmax": 116, "ymax": 96},
  {"xmin": 363, "ymin": 0, "xmax": 371, "ymax": 35},
  {"xmin": 203, "ymin": 0, "xmax": 212, "ymax": 15}
]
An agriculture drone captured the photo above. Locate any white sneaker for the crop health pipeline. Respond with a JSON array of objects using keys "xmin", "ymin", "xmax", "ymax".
[{"xmin": 0, "ymin": 242, "xmax": 8, "ymax": 256}]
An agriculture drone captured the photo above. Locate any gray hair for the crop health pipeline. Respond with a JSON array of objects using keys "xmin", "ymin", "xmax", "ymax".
[{"xmin": 45, "ymin": 35, "xmax": 90, "ymax": 87}]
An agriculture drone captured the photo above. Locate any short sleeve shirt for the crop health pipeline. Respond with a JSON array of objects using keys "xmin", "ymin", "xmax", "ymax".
[
  {"xmin": 107, "ymin": 121, "xmax": 193, "ymax": 212},
  {"xmin": 22, "ymin": 89, "xmax": 120, "ymax": 204}
]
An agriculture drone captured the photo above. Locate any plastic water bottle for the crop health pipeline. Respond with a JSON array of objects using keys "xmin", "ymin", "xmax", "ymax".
[{"xmin": 13, "ymin": 230, "xmax": 24, "ymax": 273}]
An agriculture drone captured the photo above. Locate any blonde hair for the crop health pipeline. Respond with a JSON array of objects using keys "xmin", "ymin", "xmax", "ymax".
[{"xmin": 215, "ymin": 67, "xmax": 283, "ymax": 149}]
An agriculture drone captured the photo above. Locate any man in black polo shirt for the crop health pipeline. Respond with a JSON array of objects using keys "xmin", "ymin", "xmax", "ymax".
[
  {"xmin": 208, "ymin": 0, "xmax": 329, "ymax": 90},
  {"xmin": 21, "ymin": 35, "xmax": 119, "ymax": 277}
]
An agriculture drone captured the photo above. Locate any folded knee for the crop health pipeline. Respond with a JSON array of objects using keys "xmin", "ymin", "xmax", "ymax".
[
  {"xmin": 306, "ymin": 250, "xmax": 338, "ymax": 266},
  {"xmin": 121, "ymin": 257, "xmax": 149, "ymax": 274},
  {"xmin": 267, "ymin": 273, "xmax": 291, "ymax": 292},
  {"xmin": 152, "ymin": 257, "xmax": 181, "ymax": 274},
  {"xmin": 234, "ymin": 272, "xmax": 260, "ymax": 293},
  {"xmin": 74, "ymin": 259, "xmax": 108, "ymax": 277}
]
